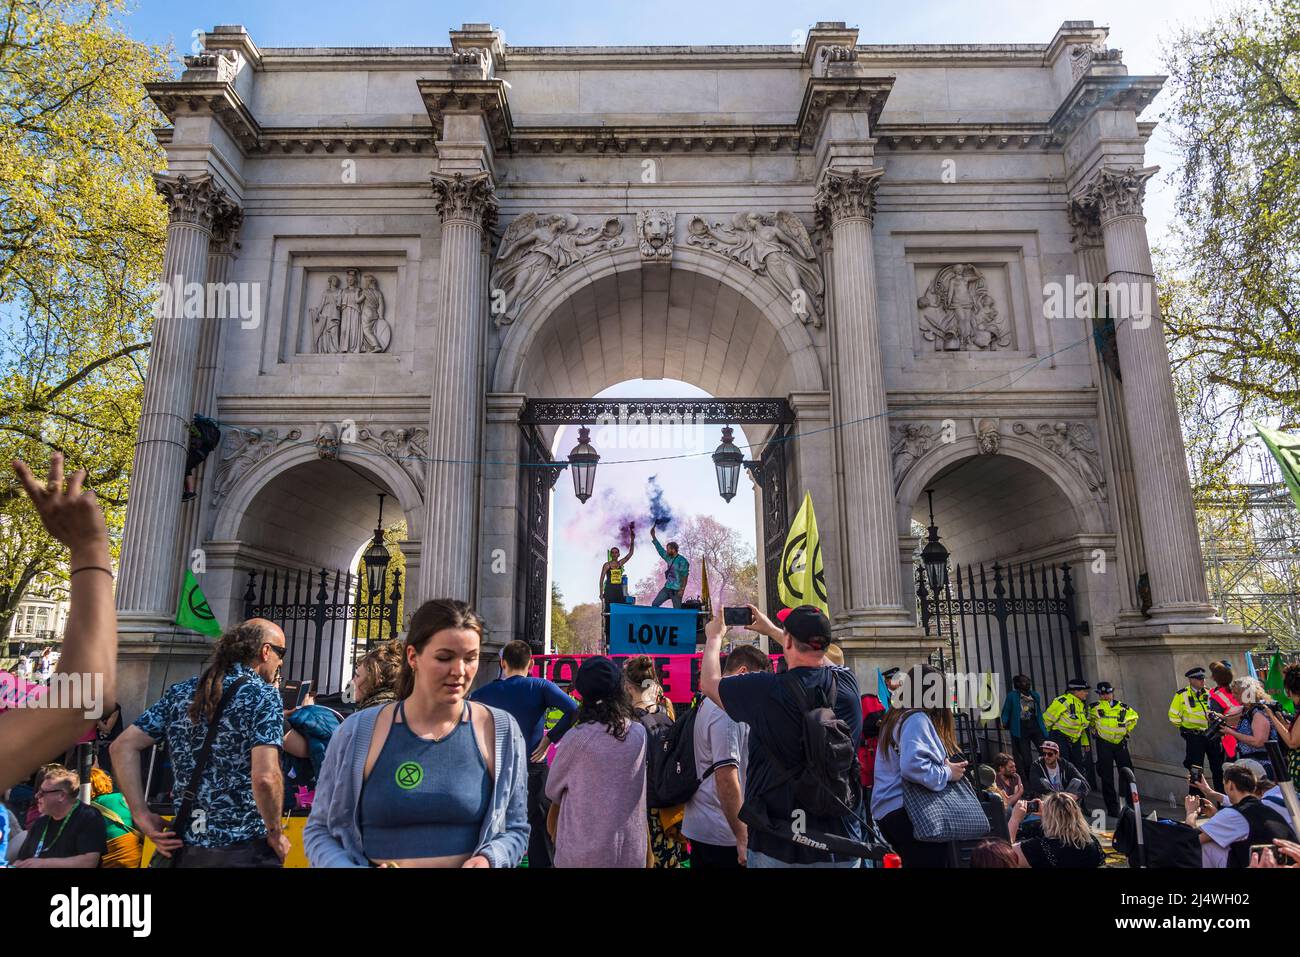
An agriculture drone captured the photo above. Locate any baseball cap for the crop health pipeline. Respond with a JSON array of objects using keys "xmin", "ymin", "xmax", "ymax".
[
  {"xmin": 1225, "ymin": 758, "xmax": 1267, "ymax": 782},
  {"xmin": 775, "ymin": 608, "xmax": 792, "ymax": 624},
  {"xmin": 1039, "ymin": 740, "xmax": 1060, "ymax": 753},
  {"xmin": 574, "ymin": 656, "xmax": 623, "ymax": 702},
  {"xmin": 783, "ymin": 605, "xmax": 833, "ymax": 650}
]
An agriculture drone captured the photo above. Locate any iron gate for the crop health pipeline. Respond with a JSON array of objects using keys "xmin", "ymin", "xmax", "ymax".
[
  {"xmin": 917, "ymin": 560, "xmax": 1082, "ymax": 762},
  {"xmin": 759, "ymin": 424, "xmax": 792, "ymax": 620},
  {"xmin": 242, "ymin": 566, "xmax": 402, "ymax": 697}
]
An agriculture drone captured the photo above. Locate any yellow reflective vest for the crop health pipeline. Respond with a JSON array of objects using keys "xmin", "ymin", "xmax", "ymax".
[
  {"xmin": 1168, "ymin": 686, "xmax": 1211, "ymax": 731},
  {"xmin": 1043, "ymin": 693, "xmax": 1089, "ymax": 743},
  {"xmin": 1089, "ymin": 699, "xmax": 1139, "ymax": 744}
]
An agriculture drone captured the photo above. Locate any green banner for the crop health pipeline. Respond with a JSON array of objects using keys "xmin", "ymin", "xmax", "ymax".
[
  {"xmin": 1255, "ymin": 422, "xmax": 1300, "ymax": 514},
  {"xmin": 1264, "ymin": 649, "xmax": 1296, "ymax": 715},
  {"xmin": 175, "ymin": 569, "xmax": 223, "ymax": 637}
]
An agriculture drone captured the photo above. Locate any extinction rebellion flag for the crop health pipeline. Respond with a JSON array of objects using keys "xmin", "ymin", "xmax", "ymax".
[
  {"xmin": 1255, "ymin": 421, "xmax": 1300, "ymax": 514},
  {"xmin": 778, "ymin": 491, "xmax": 828, "ymax": 615},
  {"xmin": 175, "ymin": 569, "xmax": 223, "ymax": 637}
]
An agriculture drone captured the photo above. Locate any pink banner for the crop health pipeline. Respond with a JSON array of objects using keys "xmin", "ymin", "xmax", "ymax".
[{"xmin": 529, "ymin": 652, "xmax": 781, "ymax": 704}]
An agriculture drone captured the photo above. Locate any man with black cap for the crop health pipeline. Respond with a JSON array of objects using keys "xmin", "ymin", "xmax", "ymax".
[
  {"xmin": 1042, "ymin": 678, "xmax": 1091, "ymax": 779},
  {"xmin": 699, "ymin": 603, "xmax": 864, "ymax": 868},
  {"xmin": 1087, "ymin": 681, "xmax": 1138, "ymax": 818},
  {"xmin": 1169, "ymin": 666, "xmax": 1225, "ymax": 794}
]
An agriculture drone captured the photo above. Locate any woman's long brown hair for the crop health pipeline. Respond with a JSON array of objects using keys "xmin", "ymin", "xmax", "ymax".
[
  {"xmin": 397, "ymin": 599, "xmax": 485, "ymax": 699},
  {"xmin": 877, "ymin": 666, "xmax": 959, "ymax": 756},
  {"xmin": 189, "ymin": 622, "xmax": 273, "ymax": 722}
]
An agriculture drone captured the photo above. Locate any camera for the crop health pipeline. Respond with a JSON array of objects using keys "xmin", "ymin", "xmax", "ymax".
[
  {"xmin": 1204, "ymin": 711, "xmax": 1227, "ymax": 738},
  {"xmin": 1026, "ymin": 799, "xmax": 1042, "ymax": 813},
  {"xmin": 723, "ymin": 606, "xmax": 754, "ymax": 627}
]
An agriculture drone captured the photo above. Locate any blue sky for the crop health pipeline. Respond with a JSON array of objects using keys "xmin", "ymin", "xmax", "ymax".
[{"xmin": 112, "ymin": 0, "xmax": 1224, "ymax": 609}]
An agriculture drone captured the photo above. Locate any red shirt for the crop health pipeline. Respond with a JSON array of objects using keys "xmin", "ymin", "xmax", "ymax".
[{"xmin": 859, "ymin": 694, "xmax": 886, "ymax": 787}]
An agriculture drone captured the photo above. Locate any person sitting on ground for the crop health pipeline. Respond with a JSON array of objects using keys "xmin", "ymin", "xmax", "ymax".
[
  {"xmin": 970, "ymin": 838, "xmax": 1021, "ymax": 868},
  {"xmin": 305, "ymin": 600, "xmax": 529, "ymax": 868},
  {"xmin": 1, "ymin": 454, "xmax": 116, "ymax": 793},
  {"xmin": 13, "ymin": 766, "xmax": 106, "ymax": 868},
  {"xmin": 1026, "ymin": 740, "xmax": 1090, "ymax": 799},
  {"xmin": 545, "ymin": 656, "xmax": 649, "ymax": 868},
  {"xmin": 1008, "ymin": 791, "xmax": 1103, "ymax": 869},
  {"xmin": 348, "ymin": 640, "xmax": 404, "ymax": 712},
  {"xmin": 992, "ymin": 752, "xmax": 1024, "ymax": 810},
  {"xmin": 1185, "ymin": 762, "xmax": 1296, "ymax": 868},
  {"xmin": 88, "ymin": 766, "xmax": 141, "ymax": 868}
]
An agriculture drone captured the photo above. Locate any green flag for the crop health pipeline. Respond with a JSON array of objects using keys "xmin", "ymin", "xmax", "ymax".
[
  {"xmin": 778, "ymin": 491, "xmax": 828, "ymax": 614},
  {"xmin": 1255, "ymin": 422, "xmax": 1300, "ymax": 513},
  {"xmin": 175, "ymin": 569, "xmax": 223, "ymax": 636},
  {"xmin": 1264, "ymin": 649, "xmax": 1296, "ymax": 715}
]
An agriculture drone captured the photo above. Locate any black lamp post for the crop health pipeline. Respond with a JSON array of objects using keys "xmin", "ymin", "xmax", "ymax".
[
  {"xmin": 362, "ymin": 493, "xmax": 391, "ymax": 601},
  {"xmin": 567, "ymin": 426, "xmax": 600, "ymax": 503},
  {"xmin": 711, "ymin": 426, "xmax": 761, "ymax": 503},
  {"xmin": 920, "ymin": 488, "xmax": 949, "ymax": 594}
]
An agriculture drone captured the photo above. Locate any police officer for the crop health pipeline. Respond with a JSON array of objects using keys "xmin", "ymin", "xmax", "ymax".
[
  {"xmin": 1089, "ymin": 681, "xmax": 1138, "ymax": 818},
  {"xmin": 1043, "ymin": 678, "xmax": 1091, "ymax": 776},
  {"xmin": 1168, "ymin": 666, "xmax": 1225, "ymax": 794}
]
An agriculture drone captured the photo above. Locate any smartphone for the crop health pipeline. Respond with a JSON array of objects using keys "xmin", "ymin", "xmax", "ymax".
[
  {"xmin": 281, "ymin": 679, "xmax": 311, "ymax": 711},
  {"xmin": 1026, "ymin": 799, "xmax": 1041, "ymax": 813},
  {"xmin": 723, "ymin": 606, "xmax": 754, "ymax": 627},
  {"xmin": 1189, "ymin": 765, "xmax": 1204, "ymax": 785},
  {"xmin": 1251, "ymin": 844, "xmax": 1277, "ymax": 865}
]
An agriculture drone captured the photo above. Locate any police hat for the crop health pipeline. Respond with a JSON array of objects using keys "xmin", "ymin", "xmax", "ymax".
[
  {"xmin": 1095, "ymin": 681, "xmax": 1114, "ymax": 694},
  {"xmin": 1066, "ymin": 678, "xmax": 1089, "ymax": 691},
  {"xmin": 1185, "ymin": 667, "xmax": 1207, "ymax": 680}
]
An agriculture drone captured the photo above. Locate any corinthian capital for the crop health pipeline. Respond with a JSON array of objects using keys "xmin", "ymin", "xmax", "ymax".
[
  {"xmin": 814, "ymin": 166, "xmax": 885, "ymax": 230},
  {"xmin": 154, "ymin": 173, "xmax": 239, "ymax": 230},
  {"xmin": 430, "ymin": 170, "xmax": 499, "ymax": 232},
  {"xmin": 1066, "ymin": 197, "xmax": 1103, "ymax": 249},
  {"xmin": 209, "ymin": 204, "xmax": 245, "ymax": 254},
  {"xmin": 1076, "ymin": 165, "xmax": 1159, "ymax": 225}
]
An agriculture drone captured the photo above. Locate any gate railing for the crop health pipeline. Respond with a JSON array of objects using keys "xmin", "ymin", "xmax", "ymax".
[
  {"xmin": 917, "ymin": 560, "xmax": 1081, "ymax": 763},
  {"xmin": 242, "ymin": 566, "xmax": 402, "ymax": 697}
]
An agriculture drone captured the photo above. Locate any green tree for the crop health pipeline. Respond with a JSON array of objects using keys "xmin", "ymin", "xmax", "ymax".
[
  {"xmin": 550, "ymin": 582, "xmax": 575, "ymax": 652},
  {"xmin": 0, "ymin": 0, "xmax": 171, "ymax": 635},
  {"xmin": 565, "ymin": 601, "xmax": 603, "ymax": 654}
]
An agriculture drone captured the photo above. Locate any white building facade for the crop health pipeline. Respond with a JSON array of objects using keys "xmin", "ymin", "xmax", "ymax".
[{"xmin": 114, "ymin": 19, "xmax": 1254, "ymax": 793}]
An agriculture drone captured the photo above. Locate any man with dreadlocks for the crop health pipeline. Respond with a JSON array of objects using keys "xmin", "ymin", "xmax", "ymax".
[{"xmin": 111, "ymin": 619, "xmax": 290, "ymax": 867}]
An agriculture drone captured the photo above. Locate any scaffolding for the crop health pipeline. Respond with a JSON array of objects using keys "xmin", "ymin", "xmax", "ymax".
[{"xmin": 1199, "ymin": 479, "xmax": 1300, "ymax": 650}]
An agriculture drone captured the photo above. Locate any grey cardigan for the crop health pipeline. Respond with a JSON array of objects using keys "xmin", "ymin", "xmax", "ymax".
[{"xmin": 303, "ymin": 702, "xmax": 530, "ymax": 868}]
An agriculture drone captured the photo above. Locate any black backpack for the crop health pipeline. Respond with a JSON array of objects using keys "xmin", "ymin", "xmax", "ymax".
[
  {"xmin": 644, "ymin": 697, "xmax": 726, "ymax": 808},
  {"xmin": 762, "ymin": 669, "xmax": 862, "ymax": 819}
]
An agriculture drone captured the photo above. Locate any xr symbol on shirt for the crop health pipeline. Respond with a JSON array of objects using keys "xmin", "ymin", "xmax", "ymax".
[{"xmin": 395, "ymin": 761, "xmax": 423, "ymax": 790}]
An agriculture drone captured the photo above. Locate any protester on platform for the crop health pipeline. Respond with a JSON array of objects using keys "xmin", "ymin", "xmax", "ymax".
[
  {"xmin": 1185, "ymin": 763, "xmax": 1296, "ymax": 868},
  {"xmin": 700, "ymin": 604, "xmax": 864, "ymax": 868},
  {"xmin": 112, "ymin": 619, "xmax": 290, "ymax": 868},
  {"xmin": 649, "ymin": 525, "xmax": 689, "ymax": 608},
  {"xmin": 305, "ymin": 600, "xmax": 528, "ymax": 868},
  {"xmin": 599, "ymin": 524, "xmax": 635, "ymax": 608},
  {"xmin": 1222, "ymin": 677, "xmax": 1281, "ymax": 780},
  {"xmin": 546, "ymin": 656, "xmax": 649, "ymax": 868},
  {"xmin": 625, "ymin": 655, "xmax": 685, "ymax": 867},
  {"xmin": 859, "ymin": 666, "xmax": 901, "ymax": 817},
  {"xmin": 471, "ymin": 640, "xmax": 579, "ymax": 868},
  {"xmin": 1, "ymin": 454, "xmax": 116, "ymax": 793},
  {"xmin": 970, "ymin": 838, "xmax": 1021, "ymax": 868},
  {"xmin": 1208, "ymin": 661, "xmax": 1241, "ymax": 760},
  {"xmin": 13, "ymin": 767, "xmax": 106, "ymax": 868},
  {"xmin": 1000, "ymin": 674, "xmax": 1048, "ymax": 779},
  {"xmin": 283, "ymin": 691, "xmax": 344, "ymax": 803},
  {"xmin": 1008, "ymin": 791, "xmax": 1103, "ymax": 869},
  {"xmin": 88, "ymin": 766, "xmax": 140, "ymax": 868},
  {"xmin": 1265, "ymin": 664, "xmax": 1300, "ymax": 789},
  {"xmin": 992, "ymin": 752, "xmax": 1024, "ymax": 810},
  {"xmin": 1026, "ymin": 740, "xmax": 1090, "ymax": 799},
  {"xmin": 870, "ymin": 665, "xmax": 965, "ymax": 868},
  {"xmin": 349, "ymin": 639, "xmax": 404, "ymax": 712},
  {"xmin": 684, "ymin": 645, "xmax": 772, "ymax": 868}
]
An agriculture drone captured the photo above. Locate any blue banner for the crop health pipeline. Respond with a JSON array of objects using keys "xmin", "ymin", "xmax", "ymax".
[{"xmin": 608, "ymin": 602, "xmax": 699, "ymax": 655}]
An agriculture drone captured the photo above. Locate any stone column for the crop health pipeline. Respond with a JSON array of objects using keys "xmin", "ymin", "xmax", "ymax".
[
  {"xmin": 419, "ymin": 171, "xmax": 497, "ymax": 602},
  {"xmin": 815, "ymin": 168, "xmax": 913, "ymax": 631},
  {"xmin": 117, "ymin": 174, "xmax": 238, "ymax": 628},
  {"xmin": 1077, "ymin": 167, "xmax": 1214, "ymax": 622}
]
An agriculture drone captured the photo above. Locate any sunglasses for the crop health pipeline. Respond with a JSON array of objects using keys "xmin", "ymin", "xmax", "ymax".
[
  {"xmin": 37, "ymin": 787, "xmax": 68, "ymax": 798},
  {"xmin": 264, "ymin": 643, "xmax": 287, "ymax": 660}
]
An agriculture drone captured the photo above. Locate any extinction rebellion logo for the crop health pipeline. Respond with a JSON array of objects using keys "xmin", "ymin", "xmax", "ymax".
[{"xmin": 395, "ymin": 761, "xmax": 423, "ymax": 790}]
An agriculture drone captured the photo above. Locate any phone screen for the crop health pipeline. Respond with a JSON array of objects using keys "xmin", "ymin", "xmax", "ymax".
[{"xmin": 723, "ymin": 606, "xmax": 753, "ymax": 626}]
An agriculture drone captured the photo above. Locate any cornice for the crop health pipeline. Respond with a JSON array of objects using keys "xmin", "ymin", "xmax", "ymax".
[{"xmin": 1048, "ymin": 74, "xmax": 1165, "ymax": 140}]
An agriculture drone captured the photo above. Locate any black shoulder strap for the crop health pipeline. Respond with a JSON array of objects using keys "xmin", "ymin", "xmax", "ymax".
[{"xmin": 172, "ymin": 674, "xmax": 251, "ymax": 843}]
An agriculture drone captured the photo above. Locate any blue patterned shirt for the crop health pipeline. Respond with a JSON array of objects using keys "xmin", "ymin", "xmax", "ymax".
[{"xmin": 134, "ymin": 663, "xmax": 284, "ymax": 848}]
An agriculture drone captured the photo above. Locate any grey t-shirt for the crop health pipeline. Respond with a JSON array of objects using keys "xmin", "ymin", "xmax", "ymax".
[{"xmin": 682, "ymin": 697, "xmax": 747, "ymax": 847}]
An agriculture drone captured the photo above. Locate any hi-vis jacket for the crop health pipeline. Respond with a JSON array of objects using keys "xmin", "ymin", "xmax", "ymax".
[
  {"xmin": 1168, "ymin": 686, "xmax": 1212, "ymax": 732},
  {"xmin": 1089, "ymin": 699, "xmax": 1139, "ymax": 745},
  {"xmin": 1043, "ymin": 693, "xmax": 1090, "ymax": 744}
]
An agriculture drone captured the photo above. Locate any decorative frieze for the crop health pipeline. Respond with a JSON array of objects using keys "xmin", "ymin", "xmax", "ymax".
[
  {"xmin": 890, "ymin": 422, "xmax": 936, "ymax": 486},
  {"xmin": 686, "ymin": 212, "xmax": 824, "ymax": 327},
  {"xmin": 975, "ymin": 418, "xmax": 1001, "ymax": 455},
  {"xmin": 307, "ymin": 269, "xmax": 392, "ymax": 355},
  {"xmin": 212, "ymin": 427, "xmax": 302, "ymax": 503},
  {"xmin": 917, "ymin": 264, "xmax": 1011, "ymax": 352},
  {"xmin": 637, "ymin": 209, "xmax": 674, "ymax": 261},
  {"xmin": 1012, "ymin": 421, "xmax": 1107, "ymax": 499},
  {"xmin": 491, "ymin": 213, "xmax": 625, "ymax": 326}
]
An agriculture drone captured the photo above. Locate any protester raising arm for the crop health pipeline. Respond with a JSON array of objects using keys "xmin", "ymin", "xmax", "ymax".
[{"xmin": 0, "ymin": 454, "xmax": 116, "ymax": 792}]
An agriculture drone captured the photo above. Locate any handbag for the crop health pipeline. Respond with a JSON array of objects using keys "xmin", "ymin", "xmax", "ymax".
[
  {"xmin": 149, "ymin": 675, "xmax": 250, "ymax": 868},
  {"xmin": 901, "ymin": 772, "xmax": 991, "ymax": 843}
]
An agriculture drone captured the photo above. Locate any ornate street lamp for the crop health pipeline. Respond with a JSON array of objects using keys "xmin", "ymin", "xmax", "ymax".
[
  {"xmin": 566, "ymin": 426, "xmax": 600, "ymax": 503},
  {"xmin": 920, "ymin": 488, "xmax": 950, "ymax": 594},
  {"xmin": 711, "ymin": 426, "xmax": 762, "ymax": 503},
  {"xmin": 362, "ymin": 493, "xmax": 391, "ymax": 601}
]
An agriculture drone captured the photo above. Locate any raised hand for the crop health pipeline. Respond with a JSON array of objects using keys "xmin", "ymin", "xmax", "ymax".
[{"xmin": 12, "ymin": 452, "xmax": 109, "ymax": 559}]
